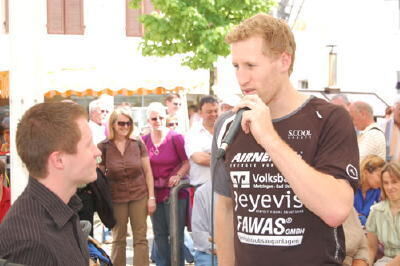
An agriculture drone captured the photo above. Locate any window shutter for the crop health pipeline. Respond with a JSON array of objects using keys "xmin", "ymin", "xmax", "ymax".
[
  {"xmin": 4, "ymin": 0, "xmax": 9, "ymax": 33},
  {"xmin": 143, "ymin": 0, "xmax": 154, "ymax": 14},
  {"xmin": 47, "ymin": 0, "xmax": 65, "ymax": 34},
  {"xmin": 126, "ymin": 0, "xmax": 143, "ymax": 37},
  {"xmin": 65, "ymin": 0, "xmax": 84, "ymax": 35}
]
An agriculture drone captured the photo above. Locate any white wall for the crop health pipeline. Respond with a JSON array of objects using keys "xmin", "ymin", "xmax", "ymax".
[
  {"xmin": 40, "ymin": 0, "xmax": 209, "ymax": 93},
  {"xmin": 291, "ymin": 0, "xmax": 400, "ymax": 104},
  {"xmin": 216, "ymin": 0, "xmax": 400, "ymax": 104}
]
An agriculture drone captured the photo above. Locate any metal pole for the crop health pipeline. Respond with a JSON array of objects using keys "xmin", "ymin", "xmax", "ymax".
[
  {"xmin": 169, "ymin": 179, "xmax": 193, "ymax": 266},
  {"xmin": 326, "ymin": 45, "xmax": 337, "ymax": 88}
]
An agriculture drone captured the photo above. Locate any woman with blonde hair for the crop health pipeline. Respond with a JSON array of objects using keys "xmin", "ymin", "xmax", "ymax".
[
  {"xmin": 355, "ymin": 155, "xmax": 385, "ymax": 225},
  {"xmin": 98, "ymin": 106, "xmax": 155, "ymax": 266},
  {"xmin": 366, "ymin": 162, "xmax": 400, "ymax": 265}
]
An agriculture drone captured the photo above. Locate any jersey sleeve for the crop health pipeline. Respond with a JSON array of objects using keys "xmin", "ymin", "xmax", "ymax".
[
  {"xmin": 212, "ymin": 112, "xmax": 235, "ymax": 197},
  {"xmin": 313, "ymin": 106, "xmax": 360, "ymax": 191}
]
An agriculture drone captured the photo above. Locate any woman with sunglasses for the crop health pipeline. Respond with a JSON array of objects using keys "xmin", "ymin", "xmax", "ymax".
[
  {"xmin": 98, "ymin": 107, "xmax": 155, "ymax": 266},
  {"xmin": 166, "ymin": 115, "xmax": 179, "ymax": 131},
  {"xmin": 355, "ymin": 155, "xmax": 385, "ymax": 225},
  {"xmin": 366, "ymin": 162, "xmax": 400, "ymax": 265},
  {"xmin": 142, "ymin": 102, "xmax": 190, "ymax": 266}
]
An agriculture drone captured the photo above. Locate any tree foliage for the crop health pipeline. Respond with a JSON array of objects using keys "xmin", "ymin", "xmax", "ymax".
[{"xmin": 130, "ymin": 0, "xmax": 276, "ymax": 70}]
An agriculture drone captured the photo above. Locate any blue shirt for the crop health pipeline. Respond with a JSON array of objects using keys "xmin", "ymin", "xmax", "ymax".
[{"xmin": 354, "ymin": 188, "xmax": 381, "ymax": 225}]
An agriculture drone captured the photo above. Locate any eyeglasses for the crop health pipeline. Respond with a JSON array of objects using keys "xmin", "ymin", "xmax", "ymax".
[
  {"xmin": 167, "ymin": 122, "xmax": 179, "ymax": 127},
  {"xmin": 173, "ymin": 102, "xmax": 181, "ymax": 106},
  {"xmin": 117, "ymin": 121, "xmax": 132, "ymax": 127},
  {"xmin": 150, "ymin": 116, "xmax": 165, "ymax": 122}
]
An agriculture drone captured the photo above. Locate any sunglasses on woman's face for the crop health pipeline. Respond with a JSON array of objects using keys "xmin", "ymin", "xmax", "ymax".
[
  {"xmin": 167, "ymin": 122, "xmax": 179, "ymax": 127},
  {"xmin": 150, "ymin": 116, "xmax": 165, "ymax": 122},
  {"xmin": 117, "ymin": 121, "xmax": 132, "ymax": 127}
]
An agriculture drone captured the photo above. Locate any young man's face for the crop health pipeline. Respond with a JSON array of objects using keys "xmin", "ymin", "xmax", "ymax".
[
  {"xmin": 63, "ymin": 117, "xmax": 101, "ymax": 185},
  {"xmin": 231, "ymin": 36, "xmax": 284, "ymax": 104},
  {"xmin": 166, "ymin": 97, "xmax": 181, "ymax": 114}
]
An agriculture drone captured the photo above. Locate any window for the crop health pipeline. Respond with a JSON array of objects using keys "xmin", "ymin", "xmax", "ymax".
[
  {"xmin": 126, "ymin": 0, "xmax": 154, "ymax": 37},
  {"xmin": 47, "ymin": 0, "xmax": 84, "ymax": 35}
]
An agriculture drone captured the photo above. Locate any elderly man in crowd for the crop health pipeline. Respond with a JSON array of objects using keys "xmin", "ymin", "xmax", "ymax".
[
  {"xmin": 88, "ymin": 99, "xmax": 109, "ymax": 145},
  {"xmin": 349, "ymin": 101, "xmax": 386, "ymax": 161}
]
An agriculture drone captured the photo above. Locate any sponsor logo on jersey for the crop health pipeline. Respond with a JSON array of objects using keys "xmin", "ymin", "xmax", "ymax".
[
  {"xmin": 231, "ymin": 171, "xmax": 250, "ymax": 188},
  {"xmin": 231, "ymin": 152, "xmax": 272, "ymax": 163},
  {"xmin": 288, "ymin": 129, "xmax": 312, "ymax": 139},
  {"xmin": 346, "ymin": 164, "xmax": 358, "ymax": 180}
]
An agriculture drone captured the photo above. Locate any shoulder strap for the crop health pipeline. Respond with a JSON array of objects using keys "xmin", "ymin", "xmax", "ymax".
[{"xmin": 368, "ymin": 126, "xmax": 383, "ymax": 133}]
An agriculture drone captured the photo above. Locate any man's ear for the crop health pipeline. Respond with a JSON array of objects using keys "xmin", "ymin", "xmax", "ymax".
[
  {"xmin": 48, "ymin": 151, "xmax": 64, "ymax": 170},
  {"xmin": 279, "ymin": 52, "xmax": 292, "ymax": 73}
]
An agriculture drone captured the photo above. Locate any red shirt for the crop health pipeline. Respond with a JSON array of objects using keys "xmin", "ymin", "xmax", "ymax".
[{"xmin": 0, "ymin": 185, "xmax": 10, "ymax": 223}]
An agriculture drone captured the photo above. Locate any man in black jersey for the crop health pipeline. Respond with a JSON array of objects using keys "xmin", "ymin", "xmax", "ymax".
[{"xmin": 213, "ymin": 13, "xmax": 359, "ymax": 266}]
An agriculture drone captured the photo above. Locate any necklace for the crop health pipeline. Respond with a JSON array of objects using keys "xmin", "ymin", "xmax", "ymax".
[
  {"xmin": 151, "ymin": 130, "xmax": 166, "ymax": 156},
  {"xmin": 152, "ymin": 144, "xmax": 160, "ymax": 155}
]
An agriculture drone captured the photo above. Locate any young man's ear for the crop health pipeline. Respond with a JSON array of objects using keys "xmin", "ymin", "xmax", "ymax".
[
  {"xmin": 279, "ymin": 52, "xmax": 292, "ymax": 73},
  {"xmin": 48, "ymin": 151, "xmax": 64, "ymax": 170}
]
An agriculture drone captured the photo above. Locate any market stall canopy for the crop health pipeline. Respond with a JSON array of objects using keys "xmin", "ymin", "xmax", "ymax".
[
  {"xmin": 0, "ymin": 71, "xmax": 9, "ymax": 99},
  {"xmin": 43, "ymin": 65, "xmax": 210, "ymax": 98}
]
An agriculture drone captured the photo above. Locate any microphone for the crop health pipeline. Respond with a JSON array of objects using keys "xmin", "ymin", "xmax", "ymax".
[{"xmin": 216, "ymin": 107, "xmax": 250, "ymax": 159}]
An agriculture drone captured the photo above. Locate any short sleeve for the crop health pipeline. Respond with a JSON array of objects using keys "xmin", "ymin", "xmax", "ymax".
[
  {"xmin": 313, "ymin": 106, "xmax": 360, "ymax": 191},
  {"xmin": 172, "ymin": 133, "xmax": 189, "ymax": 162},
  {"xmin": 353, "ymin": 234, "xmax": 369, "ymax": 262},
  {"xmin": 365, "ymin": 207, "xmax": 378, "ymax": 234},
  {"xmin": 185, "ymin": 130, "xmax": 201, "ymax": 158},
  {"xmin": 212, "ymin": 113, "xmax": 235, "ymax": 197}
]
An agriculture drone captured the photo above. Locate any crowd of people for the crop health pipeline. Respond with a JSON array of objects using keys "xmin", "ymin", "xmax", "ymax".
[{"xmin": 0, "ymin": 12, "xmax": 399, "ymax": 266}]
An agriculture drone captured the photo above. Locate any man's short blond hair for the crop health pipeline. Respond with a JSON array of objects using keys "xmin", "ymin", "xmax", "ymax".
[{"xmin": 226, "ymin": 13, "xmax": 296, "ymax": 75}]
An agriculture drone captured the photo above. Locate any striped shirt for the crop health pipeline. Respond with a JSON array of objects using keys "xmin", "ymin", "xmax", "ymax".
[
  {"xmin": 366, "ymin": 200, "xmax": 400, "ymax": 258},
  {"xmin": 358, "ymin": 123, "xmax": 386, "ymax": 161},
  {"xmin": 0, "ymin": 177, "xmax": 89, "ymax": 266}
]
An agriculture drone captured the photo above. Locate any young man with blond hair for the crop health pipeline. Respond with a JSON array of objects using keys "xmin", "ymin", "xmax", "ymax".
[
  {"xmin": 212, "ymin": 13, "xmax": 359, "ymax": 265},
  {"xmin": 0, "ymin": 102, "xmax": 101, "ymax": 265}
]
